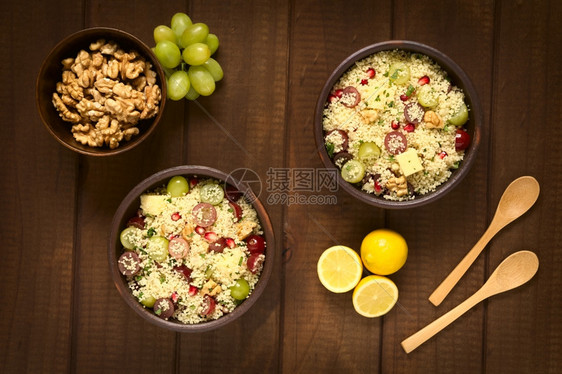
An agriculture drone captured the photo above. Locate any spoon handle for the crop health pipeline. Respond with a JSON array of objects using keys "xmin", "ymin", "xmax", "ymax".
[
  {"xmin": 428, "ymin": 221, "xmax": 502, "ymax": 306},
  {"xmin": 402, "ymin": 288, "xmax": 487, "ymax": 353}
]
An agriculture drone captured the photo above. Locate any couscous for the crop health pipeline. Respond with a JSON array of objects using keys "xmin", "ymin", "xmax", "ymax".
[
  {"xmin": 322, "ymin": 50, "xmax": 471, "ymax": 201},
  {"xmin": 117, "ymin": 175, "xmax": 266, "ymax": 324}
]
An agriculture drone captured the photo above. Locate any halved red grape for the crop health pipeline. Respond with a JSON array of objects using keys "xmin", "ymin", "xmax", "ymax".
[
  {"xmin": 127, "ymin": 216, "xmax": 145, "ymax": 230},
  {"xmin": 118, "ymin": 252, "xmax": 140, "ymax": 276},
  {"xmin": 455, "ymin": 129, "xmax": 471, "ymax": 151},
  {"xmin": 200, "ymin": 295, "xmax": 216, "ymax": 316},
  {"xmin": 229, "ymin": 201, "xmax": 242, "ymax": 222},
  {"xmin": 225, "ymin": 184, "xmax": 242, "ymax": 202},
  {"xmin": 154, "ymin": 298, "xmax": 174, "ymax": 319},
  {"xmin": 341, "ymin": 86, "xmax": 361, "ymax": 108},
  {"xmin": 246, "ymin": 234, "xmax": 266, "ymax": 254},
  {"xmin": 247, "ymin": 253, "xmax": 264, "ymax": 274},
  {"xmin": 173, "ymin": 264, "xmax": 192, "ymax": 281},
  {"xmin": 384, "ymin": 131, "xmax": 408, "ymax": 155},
  {"xmin": 168, "ymin": 237, "xmax": 190, "ymax": 259},
  {"xmin": 192, "ymin": 203, "xmax": 217, "ymax": 227},
  {"xmin": 404, "ymin": 102, "xmax": 425, "ymax": 124},
  {"xmin": 208, "ymin": 237, "xmax": 227, "ymax": 253},
  {"xmin": 333, "ymin": 151, "xmax": 353, "ymax": 167}
]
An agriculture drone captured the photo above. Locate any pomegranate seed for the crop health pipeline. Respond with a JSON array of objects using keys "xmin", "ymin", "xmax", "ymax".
[
  {"xmin": 334, "ymin": 88, "xmax": 343, "ymax": 98},
  {"xmin": 360, "ymin": 79, "xmax": 368, "ymax": 86},
  {"xmin": 168, "ymin": 234, "xmax": 179, "ymax": 240},
  {"xmin": 189, "ymin": 177, "xmax": 199, "ymax": 189},
  {"xmin": 171, "ymin": 212, "xmax": 181, "ymax": 221},
  {"xmin": 439, "ymin": 151, "xmax": 448, "ymax": 159},
  {"xmin": 404, "ymin": 123, "xmax": 415, "ymax": 132},
  {"xmin": 195, "ymin": 226, "xmax": 206, "ymax": 235},
  {"xmin": 391, "ymin": 121, "xmax": 400, "ymax": 130},
  {"xmin": 366, "ymin": 67, "xmax": 376, "ymax": 78},
  {"xmin": 374, "ymin": 180, "xmax": 383, "ymax": 194},
  {"xmin": 171, "ymin": 291, "xmax": 179, "ymax": 303},
  {"xmin": 328, "ymin": 94, "xmax": 338, "ymax": 104},
  {"xmin": 204, "ymin": 231, "xmax": 218, "ymax": 242},
  {"xmin": 400, "ymin": 94, "xmax": 409, "ymax": 101},
  {"xmin": 418, "ymin": 75, "xmax": 430, "ymax": 86},
  {"xmin": 225, "ymin": 238, "xmax": 236, "ymax": 249},
  {"xmin": 188, "ymin": 285, "xmax": 198, "ymax": 296}
]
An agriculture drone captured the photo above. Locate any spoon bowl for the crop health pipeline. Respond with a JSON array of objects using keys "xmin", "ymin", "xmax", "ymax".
[
  {"xmin": 496, "ymin": 176, "xmax": 540, "ymax": 220},
  {"xmin": 402, "ymin": 250, "xmax": 539, "ymax": 353}
]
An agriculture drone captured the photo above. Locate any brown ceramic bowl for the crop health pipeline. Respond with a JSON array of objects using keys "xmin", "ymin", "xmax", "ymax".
[
  {"xmin": 314, "ymin": 40, "xmax": 482, "ymax": 209},
  {"xmin": 36, "ymin": 27, "xmax": 166, "ymax": 156},
  {"xmin": 108, "ymin": 166, "xmax": 275, "ymax": 332}
]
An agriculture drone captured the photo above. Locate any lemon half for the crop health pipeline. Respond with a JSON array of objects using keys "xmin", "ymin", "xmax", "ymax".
[
  {"xmin": 352, "ymin": 275, "xmax": 398, "ymax": 317},
  {"xmin": 317, "ymin": 245, "xmax": 363, "ymax": 293}
]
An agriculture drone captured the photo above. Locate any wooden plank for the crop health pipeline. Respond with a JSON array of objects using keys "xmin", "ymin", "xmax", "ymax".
[
  {"xmin": 384, "ymin": 0, "xmax": 494, "ymax": 372},
  {"xmin": 177, "ymin": 1, "xmax": 288, "ymax": 372},
  {"xmin": 0, "ymin": 1, "xmax": 82, "ymax": 373},
  {"xmin": 70, "ymin": 2, "xmax": 185, "ymax": 372},
  {"xmin": 282, "ymin": 1, "xmax": 391, "ymax": 372},
  {"xmin": 485, "ymin": 0, "xmax": 562, "ymax": 372}
]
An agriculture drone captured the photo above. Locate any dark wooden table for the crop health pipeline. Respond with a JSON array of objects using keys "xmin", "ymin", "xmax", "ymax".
[{"xmin": 2, "ymin": 0, "xmax": 561, "ymax": 373}]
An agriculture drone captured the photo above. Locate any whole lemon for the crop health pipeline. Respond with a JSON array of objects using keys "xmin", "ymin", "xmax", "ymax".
[{"xmin": 360, "ymin": 229, "xmax": 408, "ymax": 275}]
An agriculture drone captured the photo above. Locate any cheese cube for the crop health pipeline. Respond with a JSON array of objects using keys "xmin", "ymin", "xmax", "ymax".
[
  {"xmin": 396, "ymin": 149, "xmax": 424, "ymax": 177},
  {"xmin": 140, "ymin": 194, "xmax": 168, "ymax": 216}
]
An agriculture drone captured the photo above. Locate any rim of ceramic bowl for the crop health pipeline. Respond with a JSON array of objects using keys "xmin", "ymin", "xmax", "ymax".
[
  {"xmin": 36, "ymin": 27, "xmax": 166, "ymax": 156},
  {"xmin": 108, "ymin": 165, "xmax": 275, "ymax": 332},
  {"xmin": 314, "ymin": 40, "xmax": 482, "ymax": 209}
]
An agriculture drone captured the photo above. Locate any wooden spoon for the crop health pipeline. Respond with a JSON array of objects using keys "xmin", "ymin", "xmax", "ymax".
[
  {"xmin": 402, "ymin": 250, "xmax": 539, "ymax": 353},
  {"xmin": 429, "ymin": 176, "xmax": 539, "ymax": 306}
]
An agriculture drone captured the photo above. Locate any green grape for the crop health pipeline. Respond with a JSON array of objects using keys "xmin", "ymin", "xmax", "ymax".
[
  {"xmin": 154, "ymin": 40, "xmax": 181, "ymax": 69},
  {"xmin": 153, "ymin": 25, "xmax": 176, "ymax": 44},
  {"xmin": 388, "ymin": 62, "xmax": 411, "ymax": 85},
  {"xmin": 358, "ymin": 142, "xmax": 381, "ymax": 161},
  {"xmin": 171, "ymin": 12, "xmax": 192, "ymax": 39},
  {"xmin": 180, "ymin": 23, "xmax": 209, "ymax": 48},
  {"xmin": 230, "ymin": 279, "xmax": 250, "ymax": 300},
  {"xmin": 448, "ymin": 102, "xmax": 469, "ymax": 126},
  {"xmin": 139, "ymin": 293, "xmax": 156, "ymax": 308},
  {"xmin": 182, "ymin": 43, "xmax": 211, "ymax": 66},
  {"xmin": 200, "ymin": 183, "xmax": 225, "ymax": 205},
  {"xmin": 205, "ymin": 34, "xmax": 219, "ymax": 55},
  {"xmin": 341, "ymin": 160, "xmax": 365, "ymax": 184},
  {"xmin": 185, "ymin": 85, "xmax": 200, "ymax": 101},
  {"xmin": 188, "ymin": 65, "xmax": 216, "ymax": 96},
  {"xmin": 202, "ymin": 58, "xmax": 223, "ymax": 81},
  {"xmin": 417, "ymin": 85, "xmax": 439, "ymax": 108},
  {"xmin": 166, "ymin": 175, "xmax": 189, "ymax": 197},
  {"xmin": 120, "ymin": 227, "xmax": 138, "ymax": 250},
  {"xmin": 147, "ymin": 236, "xmax": 169, "ymax": 262},
  {"xmin": 167, "ymin": 71, "xmax": 191, "ymax": 101}
]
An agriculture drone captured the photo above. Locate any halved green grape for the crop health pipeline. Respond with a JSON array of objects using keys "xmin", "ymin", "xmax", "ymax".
[
  {"xmin": 448, "ymin": 102, "xmax": 469, "ymax": 126},
  {"xmin": 167, "ymin": 71, "xmax": 190, "ymax": 101},
  {"xmin": 180, "ymin": 23, "xmax": 209, "ymax": 48},
  {"xmin": 166, "ymin": 175, "xmax": 189, "ymax": 197},
  {"xmin": 341, "ymin": 159, "xmax": 366, "ymax": 183},
  {"xmin": 147, "ymin": 236, "xmax": 169, "ymax": 262},
  {"xmin": 202, "ymin": 58, "xmax": 223, "ymax": 81},
  {"xmin": 358, "ymin": 142, "xmax": 381, "ymax": 161},
  {"xmin": 185, "ymin": 85, "xmax": 200, "ymax": 101},
  {"xmin": 171, "ymin": 12, "xmax": 192, "ymax": 39},
  {"xmin": 417, "ymin": 85, "xmax": 439, "ymax": 108},
  {"xmin": 154, "ymin": 40, "xmax": 181, "ymax": 69},
  {"xmin": 188, "ymin": 65, "xmax": 216, "ymax": 96},
  {"xmin": 205, "ymin": 34, "xmax": 219, "ymax": 55},
  {"xmin": 153, "ymin": 25, "xmax": 176, "ymax": 44},
  {"xmin": 139, "ymin": 293, "xmax": 156, "ymax": 308},
  {"xmin": 230, "ymin": 279, "xmax": 250, "ymax": 300},
  {"xmin": 388, "ymin": 62, "xmax": 411, "ymax": 85},
  {"xmin": 200, "ymin": 183, "xmax": 225, "ymax": 205},
  {"xmin": 182, "ymin": 42, "xmax": 211, "ymax": 66},
  {"xmin": 120, "ymin": 227, "xmax": 138, "ymax": 250}
]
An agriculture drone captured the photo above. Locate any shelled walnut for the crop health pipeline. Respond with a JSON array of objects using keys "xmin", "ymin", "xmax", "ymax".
[{"xmin": 51, "ymin": 39, "xmax": 161, "ymax": 149}]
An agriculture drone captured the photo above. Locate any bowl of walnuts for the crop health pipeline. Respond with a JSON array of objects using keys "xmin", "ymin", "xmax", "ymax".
[{"xmin": 36, "ymin": 27, "xmax": 167, "ymax": 156}]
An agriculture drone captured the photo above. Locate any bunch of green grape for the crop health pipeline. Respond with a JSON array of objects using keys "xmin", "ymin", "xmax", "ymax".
[{"xmin": 153, "ymin": 12, "xmax": 223, "ymax": 101}]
